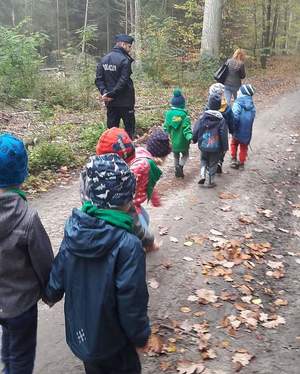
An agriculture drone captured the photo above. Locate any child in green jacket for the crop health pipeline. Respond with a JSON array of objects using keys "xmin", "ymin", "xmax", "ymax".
[{"xmin": 163, "ymin": 89, "xmax": 193, "ymax": 178}]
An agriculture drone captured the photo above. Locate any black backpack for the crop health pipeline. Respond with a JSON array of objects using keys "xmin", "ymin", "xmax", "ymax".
[{"xmin": 214, "ymin": 61, "xmax": 229, "ymax": 84}]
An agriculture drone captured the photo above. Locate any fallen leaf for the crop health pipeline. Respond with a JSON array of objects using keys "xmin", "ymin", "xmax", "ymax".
[
  {"xmin": 147, "ymin": 334, "xmax": 164, "ymax": 354},
  {"xmin": 174, "ymin": 216, "xmax": 183, "ymax": 221},
  {"xmin": 267, "ymin": 261, "xmax": 284, "ymax": 270},
  {"xmin": 177, "ymin": 361, "xmax": 205, "ymax": 374},
  {"xmin": 210, "ymin": 229, "xmax": 223, "ymax": 236},
  {"xmin": 148, "ymin": 278, "xmax": 160, "ymax": 289},
  {"xmin": 180, "ymin": 320, "xmax": 193, "ymax": 332},
  {"xmin": 220, "ymin": 205, "xmax": 232, "ymax": 212},
  {"xmin": 219, "ymin": 192, "xmax": 239, "ymax": 200},
  {"xmin": 232, "ymin": 351, "xmax": 254, "ymax": 368},
  {"xmin": 252, "ymin": 298, "xmax": 262, "ymax": 305},
  {"xmin": 196, "ymin": 289, "xmax": 218, "ymax": 304},
  {"xmin": 160, "ymin": 361, "xmax": 172, "ymax": 371},
  {"xmin": 266, "ymin": 270, "xmax": 285, "ymax": 279},
  {"xmin": 170, "ymin": 236, "xmax": 179, "ymax": 243},
  {"xmin": 274, "ymin": 299, "xmax": 288, "ymax": 307},
  {"xmin": 180, "ymin": 307, "xmax": 191, "ymax": 313},
  {"xmin": 184, "ymin": 241, "xmax": 194, "ymax": 247},
  {"xmin": 183, "ymin": 256, "xmax": 194, "ymax": 262},
  {"xmin": 292, "ymin": 210, "xmax": 300, "ymax": 218},
  {"xmin": 202, "ymin": 348, "xmax": 217, "ymax": 360},
  {"xmin": 239, "ymin": 216, "xmax": 255, "ymax": 225},
  {"xmin": 278, "ymin": 228, "xmax": 290, "ymax": 233},
  {"xmin": 262, "ymin": 315, "xmax": 286, "ymax": 328},
  {"xmin": 188, "ymin": 295, "xmax": 199, "ymax": 302},
  {"xmin": 159, "ymin": 226, "xmax": 169, "ymax": 236}
]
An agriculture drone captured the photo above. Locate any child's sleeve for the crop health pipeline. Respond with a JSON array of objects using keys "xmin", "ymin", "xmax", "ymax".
[
  {"xmin": 226, "ymin": 107, "xmax": 236, "ymax": 134},
  {"xmin": 27, "ymin": 212, "xmax": 54, "ymax": 289},
  {"xmin": 219, "ymin": 120, "xmax": 229, "ymax": 152},
  {"xmin": 129, "ymin": 203, "xmax": 155, "ymax": 248},
  {"xmin": 163, "ymin": 113, "xmax": 170, "ymax": 133},
  {"xmin": 232, "ymin": 102, "xmax": 242, "ymax": 127},
  {"xmin": 45, "ymin": 243, "xmax": 67, "ymax": 303},
  {"xmin": 116, "ymin": 238, "xmax": 151, "ymax": 347},
  {"xmin": 192, "ymin": 117, "xmax": 203, "ymax": 144},
  {"xmin": 151, "ymin": 188, "xmax": 161, "ymax": 207},
  {"xmin": 182, "ymin": 115, "xmax": 193, "ymax": 141}
]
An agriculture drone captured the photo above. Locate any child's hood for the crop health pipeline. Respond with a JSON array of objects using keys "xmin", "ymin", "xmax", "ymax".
[
  {"xmin": 63, "ymin": 208, "xmax": 126, "ymax": 259},
  {"xmin": 167, "ymin": 108, "xmax": 188, "ymax": 130},
  {"xmin": 202, "ymin": 110, "xmax": 224, "ymax": 129},
  {"xmin": 0, "ymin": 194, "xmax": 28, "ymax": 239},
  {"xmin": 237, "ymin": 95, "xmax": 255, "ymax": 111},
  {"xmin": 134, "ymin": 146, "xmax": 153, "ymax": 160}
]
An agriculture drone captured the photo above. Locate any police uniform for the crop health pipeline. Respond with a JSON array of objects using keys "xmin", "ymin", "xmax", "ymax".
[{"xmin": 95, "ymin": 35, "xmax": 136, "ymax": 139}]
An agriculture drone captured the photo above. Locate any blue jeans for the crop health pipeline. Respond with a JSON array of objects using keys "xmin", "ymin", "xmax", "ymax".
[
  {"xmin": 0, "ymin": 305, "xmax": 37, "ymax": 374},
  {"xmin": 138, "ymin": 206, "xmax": 150, "ymax": 231},
  {"xmin": 224, "ymin": 85, "xmax": 239, "ymax": 106}
]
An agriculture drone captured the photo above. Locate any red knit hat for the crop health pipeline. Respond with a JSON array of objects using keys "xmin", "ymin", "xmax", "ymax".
[{"xmin": 96, "ymin": 128, "xmax": 135, "ymax": 163}]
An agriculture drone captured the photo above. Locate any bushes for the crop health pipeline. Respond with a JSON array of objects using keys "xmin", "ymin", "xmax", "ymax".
[
  {"xmin": 29, "ymin": 142, "xmax": 76, "ymax": 174},
  {"xmin": 80, "ymin": 122, "xmax": 106, "ymax": 152},
  {"xmin": 0, "ymin": 24, "xmax": 44, "ymax": 102}
]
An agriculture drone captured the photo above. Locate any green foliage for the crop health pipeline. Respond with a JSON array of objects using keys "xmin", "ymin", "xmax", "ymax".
[
  {"xmin": 28, "ymin": 142, "xmax": 76, "ymax": 174},
  {"xmin": 196, "ymin": 55, "xmax": 219, "ymax": 84},
  {"xmin": 0, "ymin": 22, "xmax": 46, "ymax": 102},
  {"xmin": 39, "ymin": 104, "xmax": 54, "ymax": 121},
  {"xmin": 80, "ymin": 122, "xmax": 106, "ymax": 152}
]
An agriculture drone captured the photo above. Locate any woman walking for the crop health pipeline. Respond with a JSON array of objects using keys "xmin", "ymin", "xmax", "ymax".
[{"xmin": 223, "ymin": 48, "xmax": 246, "ymax": 105}]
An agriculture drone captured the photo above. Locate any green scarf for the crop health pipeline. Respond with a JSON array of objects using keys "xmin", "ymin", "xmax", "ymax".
[
  {"xmin": 81, "ymin": 201, "xmax": 133, "ymax": 233},
  {"xmin": 146, "ymin": 159, "xmax": 162, "ymax": 200},
  {"xmin": 7, "ymin": 188, "xmax": 27, "ymax": 201}
]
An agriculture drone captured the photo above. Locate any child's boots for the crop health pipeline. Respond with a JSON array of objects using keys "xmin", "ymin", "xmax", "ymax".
[
  {"xmin": 230, "ymin": 158, "xmax": 239, "ymax": 169},
  {"xmin": 175, "ymin": 165, "xmax": 184, "ymax": 178},
  {"xmin": 198, "ymin": 166, "xmax": 206, "ymax": 185}
]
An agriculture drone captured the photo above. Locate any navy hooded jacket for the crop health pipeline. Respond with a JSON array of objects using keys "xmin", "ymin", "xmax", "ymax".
[
  {"xmin": 95, "ymin": 46, "xmax": 135, "ymax": 108},
  {"xmin": 45, "ymin": 209, "xmax": 150, "ymax": 362},
  {"xmin": 232, "ymin": 95, "xmax": 256, "ymax": 144},
  {"xmin": 192, "ymin": 111, "xmax": 229, "ymax": 153}
]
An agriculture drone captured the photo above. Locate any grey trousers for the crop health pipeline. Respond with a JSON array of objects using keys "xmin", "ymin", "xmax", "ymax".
[
  {"xmin": 200, "ymin": 151, "xmax": 221, "ymax": 180},
  {"xmin": 173, "ymin": 151, "xmax": 189, "ymax": 168}
]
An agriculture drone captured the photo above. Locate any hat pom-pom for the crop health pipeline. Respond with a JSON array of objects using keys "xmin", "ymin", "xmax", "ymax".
[{"xmin": 173, "ymin": 88, "xmax": 182, "ymax": 97}]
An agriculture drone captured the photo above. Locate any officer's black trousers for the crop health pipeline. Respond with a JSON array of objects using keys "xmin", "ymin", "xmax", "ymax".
[{"xmin": 106, "ymin": 106, "xmax": 135, "ymax": 139}]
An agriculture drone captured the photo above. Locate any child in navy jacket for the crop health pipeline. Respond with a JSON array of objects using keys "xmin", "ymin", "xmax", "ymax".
[{"xmin": 193, "ymin": 94, "xmax": 228, "ymax": 187}]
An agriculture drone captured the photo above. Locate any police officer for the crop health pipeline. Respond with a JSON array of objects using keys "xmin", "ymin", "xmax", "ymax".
[{"xmin": 95, "ymin": 34, "xmax": 135, "ymax": 139}]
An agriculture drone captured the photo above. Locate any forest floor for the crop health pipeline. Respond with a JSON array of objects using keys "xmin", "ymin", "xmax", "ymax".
[{"xmin": 21, "ymin": 83, "xmax": 300, "ymax": 374}]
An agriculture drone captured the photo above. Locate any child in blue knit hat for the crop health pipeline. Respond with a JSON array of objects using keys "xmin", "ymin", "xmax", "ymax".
[
  {"xmin": 0, "ymin": 134, "xmax": 54, "ymax": 374},
  {"xmin": 163, "ymin": 89, "xmax": 193, "ymax": 178},
  {"xmin": 46, "ymin": 154, "xmax": 150, "ymax": 374}
]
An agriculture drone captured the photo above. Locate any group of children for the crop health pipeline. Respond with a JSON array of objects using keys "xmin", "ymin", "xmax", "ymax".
[
  {"xmin": 0, "ymin": 80, "xmax": 256, "ymax": 374},
  {"xmin": 164, "ymin": 82, "xmax": 256, "ymax": 187}
]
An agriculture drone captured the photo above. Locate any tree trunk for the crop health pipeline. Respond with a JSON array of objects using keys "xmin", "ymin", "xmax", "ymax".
[
  {"xmin": 134, "ymin": 0, "xmax": 141, "ymax": 66},
  {"xmin": 106, "ymin": 0, "xmax": 111, "ymax": 53},
  {"xmin": 82, "ymin": 0, "xmax": 89, "ymax": 54},
  {"xmin": 200, "ymin": 0, "xmax": 224, "ymax": 58},
  {"xmin": 56, "ymin": 0, "xmax": 61, "ymax": 61},
  {"xmin": 252, "ymin": 0, "xmax": 258, "ymax": 57},
  {"xmin": 270, "ymin": 0, "xmax": 279, "ymax": 53},
  {"xmin": 64, "ymin": 0, "xmax": 70, "ymax": 39},
  {"xmin": 125, "ymin": 0, "xmax": 128, "ymax": 34},
  {"xmin": 129, "ymin": 0, "xmax": 134, "ymax": 33}
]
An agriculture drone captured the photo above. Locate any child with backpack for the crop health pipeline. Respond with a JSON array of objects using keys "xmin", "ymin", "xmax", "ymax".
[
  {"xmin": 193, "ymin": 94, "xmax": 228, "ymax": 188},
  {"xmin": 163, "ymin": 89, "xmax": 193, "ymax": 178},
  {"xmin": 129, "ymin": 128, "xmax": 171, "ymax": 233},
  {"xmin": 95, "ymin": 127, "xmax": 163, "ymax": 252},
  {"xmin": 0, "ymin": 134, "xmax": 54, "ymax": 374},
  {"xmin": 230, "ymin": 84, "xmax": 256, "ymax": 170},
  {"xmin": 45, "ymin": 154, "xmax": 150, "ymax": 374},
  {"xmin": 207, "ymin": 83, "xmax": 235, "ymax": 174}
]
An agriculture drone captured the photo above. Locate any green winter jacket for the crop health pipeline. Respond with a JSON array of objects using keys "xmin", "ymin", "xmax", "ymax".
[{"xmin": 163, "ymin": 107, "xmax": 193, "ymax": 153}]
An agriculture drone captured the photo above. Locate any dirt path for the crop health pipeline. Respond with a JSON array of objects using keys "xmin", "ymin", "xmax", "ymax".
[{"xmin": 28, "ymin": 89, "xmax": 300, "ymax": 373}]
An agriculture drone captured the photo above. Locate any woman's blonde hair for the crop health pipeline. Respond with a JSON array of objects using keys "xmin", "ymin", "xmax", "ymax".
[{"xmin": 232, "ymin": 48, "xmax": 246, "ymax": 62}]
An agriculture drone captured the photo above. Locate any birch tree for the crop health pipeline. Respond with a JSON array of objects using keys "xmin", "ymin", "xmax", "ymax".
[{"xmin": 200, "ymin": 0, "xmax": 224, "ymax": 58}]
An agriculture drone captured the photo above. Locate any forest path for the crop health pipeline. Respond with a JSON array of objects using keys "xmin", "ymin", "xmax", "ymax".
[{"xmin": 31, "ymin": 88, "xmax": 300, "ymax": 374}]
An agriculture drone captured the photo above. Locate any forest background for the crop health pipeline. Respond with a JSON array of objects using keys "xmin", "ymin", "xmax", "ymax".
[{"xmin": 0, "ymin": 0, "xmax": 299, "ymax": 192}]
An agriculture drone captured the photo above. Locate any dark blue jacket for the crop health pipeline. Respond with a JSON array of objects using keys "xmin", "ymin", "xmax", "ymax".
[
  {"xmin": 95, "ymin": 46, "xmax": 135, "ymax": 107},
  {"xmin": 205, "ymin": 100, "xmax": 235, "ymax": 134},
  {"xmin": 192, "ymin": 111, "xmax": 228, "ymax": 153},
  {"xmin": 232, "ymin": 95, "xmax": 256, "ymax": 144},
  {"xmin": 45, "ymin": 209, "xmax": 150, "ymax": 362}
]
